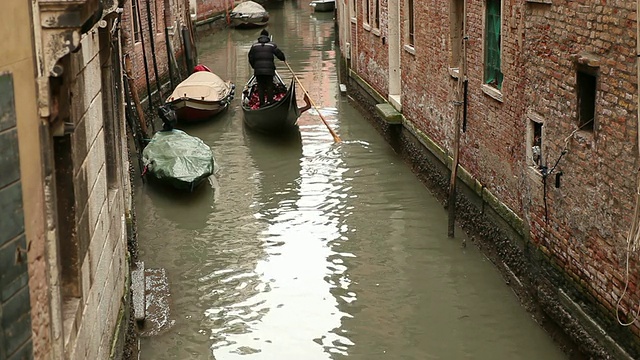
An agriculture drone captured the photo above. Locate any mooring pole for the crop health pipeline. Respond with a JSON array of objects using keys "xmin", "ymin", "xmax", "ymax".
[
  {"xmin": 448, "ymin": 34, "xmax": 468, "ymax": 238},
  {"xmin": 145, "ymin": 0, "xmax": 163, "ymax": 99},
  {"xmin": 134, "ymin": 0, "xmax": 155, "ymax": 131}
]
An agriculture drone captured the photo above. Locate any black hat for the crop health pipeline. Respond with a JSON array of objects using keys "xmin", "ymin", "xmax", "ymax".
[{"xmin": 260, "ymin": 29, "xmax": 269, "ymax": 37}]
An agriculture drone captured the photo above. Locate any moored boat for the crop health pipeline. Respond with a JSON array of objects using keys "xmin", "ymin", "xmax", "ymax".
[
  {"xmin": 230, "ymin": 1, "xmax": 269, "ymax": 28},
  {"xmin": 310, "ymin": 0, "xmax": 335, "ymax": 12},
  {"xmin": 142, "ymin": 129, "xmax": 216, "ymax": 192},
  {"xmin": 165, "ymin": 69, "xmax": 235, "ymax": 123},
  {"xmin": 241, "ymin": 73, "xmax": 310, "ymax": 134}
]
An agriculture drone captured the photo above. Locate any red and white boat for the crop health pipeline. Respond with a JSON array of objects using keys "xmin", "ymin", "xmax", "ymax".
[{"xmin": 166, "ymin": 68, "xmax": 235, "ymax": 123}]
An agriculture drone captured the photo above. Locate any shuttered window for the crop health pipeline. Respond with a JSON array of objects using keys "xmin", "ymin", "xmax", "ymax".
[
  {"xmin": 484, "ymin": 0, "xmax": 502, "ymax": 89},
  {"xmin": 407, "ymin": 0, "xmax": 414, "ymax": 46}
]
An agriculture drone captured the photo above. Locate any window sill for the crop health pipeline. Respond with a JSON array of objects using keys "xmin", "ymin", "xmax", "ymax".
[
  {"xmin": 363, "ymin": 23, "xmax": 371, "ymax": 31},
  {"xmin": 481, "ymin": 84, "xmax": 503, "ymax": 102},
  {"xmin": 350, "ymin": 17, "xmax": 357, "ymax": 24},
  {"xmin": 372, "ymin": 28, "xmax": 381, "ymax": 36},
  {"xmin": 403, "ymin": 45, "xmax": 415, "ymax": 55},
  {"xmin": 526, "ymin": 0, "xmax": 551, "ymax": 4}
]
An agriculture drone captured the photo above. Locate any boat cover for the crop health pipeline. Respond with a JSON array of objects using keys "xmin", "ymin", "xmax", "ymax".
[
  {"xmin": 167, "ymin": 71, "xmax": 232, "ymax": 102},
  {"xmin": 231, "ymin": 1, "xmax": 267, "ymax": 15},
  {"xmin": 142, "ymin": 130, "xmax": 215, "ymax": 190}
]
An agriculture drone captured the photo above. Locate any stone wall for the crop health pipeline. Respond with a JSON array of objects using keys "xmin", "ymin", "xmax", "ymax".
[{"xmin": 57, "ymin": 23, "xmax": 130, "ymax": 360}]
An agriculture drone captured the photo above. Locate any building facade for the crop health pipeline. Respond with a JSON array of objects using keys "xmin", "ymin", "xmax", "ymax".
[
  {"xmin": 120, "ymin": 0, "xmax": 197, "ymax": 124},
  {"xmin": 1, "ymin": 0, "xmax": 134, "ymax": 358},
  {"xmin": 338, "ymin": 0, "xmax": 640, "ymax": 357},
  {"xmin": 193, "ymin": 0, "xmax": 233, "ymax": 24}
]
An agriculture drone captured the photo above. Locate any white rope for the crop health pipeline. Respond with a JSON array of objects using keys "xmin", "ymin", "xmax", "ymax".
[{"xmin": 615, "ymin": 188, "xmax": 640, "ymax": 326}]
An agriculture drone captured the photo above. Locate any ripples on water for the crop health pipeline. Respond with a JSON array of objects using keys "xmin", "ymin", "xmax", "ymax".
[{"xmin": 137, "ymin": 1, "xmax": 567, "ymax": 359}]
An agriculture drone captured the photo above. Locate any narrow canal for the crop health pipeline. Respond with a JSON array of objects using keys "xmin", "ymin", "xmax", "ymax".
[{"xmin": 136, "ymin": 1, "xmax": 568, "ymax": 359}]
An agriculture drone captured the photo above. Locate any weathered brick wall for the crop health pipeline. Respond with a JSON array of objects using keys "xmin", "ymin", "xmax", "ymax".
[
  {"xmin": 122, "ymin": 0, "xmax": 185, "ymax": 99},
  {"xmin": 347, "ymin": 0, "xmax": 640, "ymax": 354},
  {"xmin": 353, "ymin": 0, "xmax": 390, "ymax": 96},
  {"xmin": 0, "ymin": 73, "xmax": 33, "ymax": 360},
  {"xmin": 196, "ymin": 0, "xmax": 231, "ymax": 22},
  {"xmin": 523, "ymin": 0, "xmax": 640, "ymax": 340},
  {"xmin": 392, "ymin": 0, "xmax": 527, "ymax": 213}
]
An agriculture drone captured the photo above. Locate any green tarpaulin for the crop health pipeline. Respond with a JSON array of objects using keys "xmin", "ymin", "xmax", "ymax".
[{"xmin": 142, "ymin": 129, "xmax": 216, "ymax": 191}]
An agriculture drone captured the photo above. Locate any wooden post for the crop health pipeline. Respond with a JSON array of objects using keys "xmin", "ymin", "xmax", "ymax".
[
  {"xmin": 448, "ymin": 35, "xmax": 467, "ymax": 238},
  {"xmin": 145, "ymin": 0, "xmax": 163, "ymax": 99},
  {"xmin": 124, "ymin": 54, "xmax": 149, "ymax": 137}
]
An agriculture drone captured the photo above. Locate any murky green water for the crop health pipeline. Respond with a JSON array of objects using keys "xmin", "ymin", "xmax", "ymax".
[{"xmin": 137, "ymin": 1, "xmax": 567, "ymax": 359}]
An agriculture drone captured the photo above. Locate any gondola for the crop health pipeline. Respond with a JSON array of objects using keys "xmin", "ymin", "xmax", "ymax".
[{"xmin": 241, "ymin": 73, "xmax": 306, "ymax": 134}]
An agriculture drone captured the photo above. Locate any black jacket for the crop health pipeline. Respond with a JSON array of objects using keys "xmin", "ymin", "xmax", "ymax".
[{"xmin": 248, "ymin": 35, "xmax": 286, "ymax": 76}]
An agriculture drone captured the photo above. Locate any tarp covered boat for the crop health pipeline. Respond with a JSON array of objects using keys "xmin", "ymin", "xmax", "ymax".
[
  {"xmin": 241, "ymin": 73, "xmax": 308, "ymax": 134},
  {"xmin": 142, "ymin": 129, "xmax": 216, "ymax": 191},
  {"xmin": 230, "ymin": 1, "xmax": 269, "ymax": 28},
  {"xmin": 166, "ymin": 70, "xmax": 235, "ymax": 123}
]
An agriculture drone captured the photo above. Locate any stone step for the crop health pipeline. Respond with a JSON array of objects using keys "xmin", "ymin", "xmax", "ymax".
[{"xmin": 131, "ymin": 261, "xmax": 146, "ymax": 324}]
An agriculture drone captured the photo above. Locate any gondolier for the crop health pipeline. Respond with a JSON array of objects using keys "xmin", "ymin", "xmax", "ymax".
[{"xmin": 248, "ymin": 29, "xmax": 286, "ymax": 107}]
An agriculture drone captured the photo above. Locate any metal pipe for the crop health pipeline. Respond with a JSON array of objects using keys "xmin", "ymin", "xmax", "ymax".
[
  {"xmin": 145, "ymin": 0, "xmax": 163, "ymax": 98},
  {"xmin": 134, "ymin": 0, "xmax": 155, "ymax": 131},
  {"xmin": 182, "ymin": 25, "xmax": 194, "ymax": 73}
]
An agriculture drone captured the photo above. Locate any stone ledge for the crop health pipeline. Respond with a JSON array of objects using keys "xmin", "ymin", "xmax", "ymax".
[
  {"xmin": 375, "ymin": 103, "xmax": 403, "ymax": 125},
  {"xmin": 131, "ymin": 261, "xmax": 145, "ymax": 324}
]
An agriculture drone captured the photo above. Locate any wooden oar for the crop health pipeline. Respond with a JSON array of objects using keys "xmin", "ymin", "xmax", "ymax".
[{"xmin": 284, "ymin": 61, "xmax": 342, "ymax": 143}]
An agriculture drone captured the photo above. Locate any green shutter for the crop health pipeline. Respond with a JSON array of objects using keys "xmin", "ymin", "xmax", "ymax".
[{"xmin": 484, "ymin": 0, "xmax": 503, "ymax": 89}]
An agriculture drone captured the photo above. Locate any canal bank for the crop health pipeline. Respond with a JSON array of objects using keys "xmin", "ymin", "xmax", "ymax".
[
  {"xmin": 340, "ymin": 61, "xmax": 635, "ymax": 359},
  {"xmin": 134, "ymin": 1, "xmax": 570, "ymax": 358}
]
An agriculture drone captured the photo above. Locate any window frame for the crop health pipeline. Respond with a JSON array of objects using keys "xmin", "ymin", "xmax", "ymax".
[
  {"xmin": 405, "ymin": 0, "xmax": 415, "ymax": 49},
  {"xmin": 131, "ymin": 0, "xmax": 142, "ymax": 43},
  {"xmin": 576, "ymin": 65, "xmax": 597, "ymax": 132},
  {"xmin": 373, "ymin": 0, "xmax": 380, "ymax": 30},
  {"xmin": 449, "ymin": 0, "xmax": 465, "ymax": 72},
  {"xmin": 483, "ymin": 0, "xmax": 503, "ymax": 91},
  {"xmin": 364, "ymin": 0, "xmax": 371, "ymax": 26}
]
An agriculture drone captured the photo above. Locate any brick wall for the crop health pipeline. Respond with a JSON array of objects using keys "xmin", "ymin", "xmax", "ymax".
[
  {"xmin": 353, "ymin": 0, "xmax": 390, "ymax": 96},
  {"xmin": 0, "ymin": 73, "xmax": 33, "ymax": 360},
  {"xmin": 523, "ymin": 0, "xmax": 640, "ymax": 342},
  {"xmin": 347, "ymin": 0, "xmax": 640, "ymax": 355},
  {"xmin": 122, "ymin": 0, "xmax": 185, "ymax": 100},
  {"xmin": 196, "ymin": 0, "xmax": 232, "ymax": 22}
]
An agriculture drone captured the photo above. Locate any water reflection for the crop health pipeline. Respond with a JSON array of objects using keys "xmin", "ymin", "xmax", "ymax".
[{"xmin": 138, "ymin": 1, "xmax": 567, "ymax": 359}]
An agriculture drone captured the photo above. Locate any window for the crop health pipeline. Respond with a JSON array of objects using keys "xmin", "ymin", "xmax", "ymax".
[
  {"xmin": 407, "ymin": 0, "xmax": 414, "ymax": 46},
  {"xmin": 364, "ymin": 0, "xmax": 370, "ymax": 25},
  {"xmin": 373, "ymin": 0, "xmax": 379, "ymax": 29},
  {"xmin": 350, "ymin": 0, "xmax": 356, "ymax": 19},
  {"xmin": 529, "ymin": 119, "xmax": 543, "ymax": 169},
  {"xmin": 132, "ymin": 0, "xmax": 141, "ymax": 43},
  {"xmin": 450, "ymin": 0, "xmax": 464, "ymax": 69},
  {"xmin": 484, "ymin": 0, "xmax": 502, "ymax": 89},
  {"xmin": 576, "ymin": 67, "xmax": 596, "ymax": 131}
]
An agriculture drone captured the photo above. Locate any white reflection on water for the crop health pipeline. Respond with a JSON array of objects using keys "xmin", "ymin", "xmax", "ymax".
[{"xmin": 207, "ymin": 130, "xmax": 352, "ymax": 359}]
